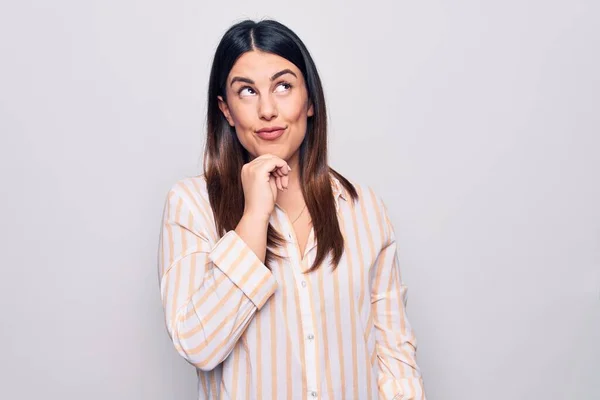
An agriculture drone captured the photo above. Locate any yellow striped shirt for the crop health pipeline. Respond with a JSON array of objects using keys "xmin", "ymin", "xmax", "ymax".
[{"xmin": 158, "ymin": 174, "xmax": 426, "ymax": 399}]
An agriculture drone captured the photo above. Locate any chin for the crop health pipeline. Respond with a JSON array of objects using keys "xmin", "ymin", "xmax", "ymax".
[{"xmin": 253, "ymin": 146, "xmax": 289, "ymax": 160}]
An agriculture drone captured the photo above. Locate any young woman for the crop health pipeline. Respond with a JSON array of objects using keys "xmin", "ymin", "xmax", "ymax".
[{"xmin": 158, "ymin": 19, "xmax": 426, "ymax": 399}]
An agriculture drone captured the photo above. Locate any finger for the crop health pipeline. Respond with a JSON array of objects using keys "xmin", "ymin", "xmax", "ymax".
[
  {"xmin": 275, "ymin": 175, "xmax": 283, "ymax": 191},
  {"xmin": 282, "ymin": 174, "xmax": 289, "ymax": 189},
  {"xmin": 276, "ymin": 163, "xmax": 291, "ymax": 177},
  {"xmin": 252, "ymin": 154, "xmax": 280, "ymax": 166},
  {"xmin": 251, "ymin": 157, "xmax": 291, "ymax": 185},
  {"xmin": 252, "ymin": 160, "xmax": 278, "ymax": 181},
  {"xmin": 252, "ymin": 155, "xmax": 290, "ymax": 173},
  {"xmin": 263, "ymin": 158, "xmax": 289, "ymax": 175},
  {"xmin": 251, "ymin": 155, "xmax": 287, "ymax": 171}
]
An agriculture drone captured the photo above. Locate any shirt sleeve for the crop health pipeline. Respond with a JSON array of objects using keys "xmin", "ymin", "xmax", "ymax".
[
  {"xmin": 157, "ymin": 185, "xmax": 278, "ymax": 371},
  {"xmin": 372, "ymin": 197, "xmax": 426, "ymax": 399}
]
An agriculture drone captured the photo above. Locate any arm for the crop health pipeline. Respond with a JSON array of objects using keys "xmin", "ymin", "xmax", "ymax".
[
  {"xmin": 158, "ymin": 186, "xmax": 277, "ymax": 371},
  {"xmin": 372, "ymin": 199, "xmax": 426, "ymax": 399}
]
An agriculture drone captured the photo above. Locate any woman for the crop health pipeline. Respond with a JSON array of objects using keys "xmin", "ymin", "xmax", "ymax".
[{"xmin": 158, "ymin": 19, "xmax": 426, "ymax": 399}]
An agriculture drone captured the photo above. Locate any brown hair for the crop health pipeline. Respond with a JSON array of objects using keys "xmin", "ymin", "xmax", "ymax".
[{"xmin": 203, "ymin": 19, "xmax": 357, "ymax": 272}]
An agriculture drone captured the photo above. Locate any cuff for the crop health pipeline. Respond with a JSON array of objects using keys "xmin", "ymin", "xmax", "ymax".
[{"xmin": 208, "ymin": 230, "xmax": 277, "ymax": 309}]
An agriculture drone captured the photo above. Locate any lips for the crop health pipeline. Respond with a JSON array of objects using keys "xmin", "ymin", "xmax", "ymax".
[{"xmin": 256, "ymin": 126, "xmax": 286, "ymax": 140}]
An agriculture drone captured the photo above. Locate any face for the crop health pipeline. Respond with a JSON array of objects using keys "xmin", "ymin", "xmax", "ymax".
[{"xmin": 217, "ymin": 50, "xmax": 314, "ymax": 165}]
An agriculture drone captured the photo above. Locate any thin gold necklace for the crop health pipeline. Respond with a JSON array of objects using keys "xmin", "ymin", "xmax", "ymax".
[{"xmin": 291, "ymin": 204, "xmax": 307, "ymax": 224}]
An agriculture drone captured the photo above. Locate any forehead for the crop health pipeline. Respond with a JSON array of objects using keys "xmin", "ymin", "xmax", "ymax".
[{"xmin": 228, "ymin": 51, "xmax": 302, "ymax": 81}]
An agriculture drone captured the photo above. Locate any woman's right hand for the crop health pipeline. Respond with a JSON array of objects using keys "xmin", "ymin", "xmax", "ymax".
[{"xmin": 240, "ymin": 154, "xmax": 291, "ymax": 222}]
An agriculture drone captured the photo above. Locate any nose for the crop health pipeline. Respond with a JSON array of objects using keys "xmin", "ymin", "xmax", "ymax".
[{"xmin": 257, "ymin": 94, "xmax": 277, "ymax": 121}]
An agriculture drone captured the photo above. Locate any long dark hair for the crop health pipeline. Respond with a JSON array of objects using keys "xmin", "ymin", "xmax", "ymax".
[{"xmin": 203, "ymin": 19, "xmax": 357, "ymax": 272}]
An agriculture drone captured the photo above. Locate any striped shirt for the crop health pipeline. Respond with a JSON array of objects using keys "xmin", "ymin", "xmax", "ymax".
[{"xmin": 158, "ymin": 174, "xmax": 426, "ymax": 399}]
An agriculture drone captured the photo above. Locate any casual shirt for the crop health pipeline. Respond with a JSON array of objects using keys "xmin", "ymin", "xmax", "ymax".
[{"xmin": 158, "ymin": 174, "xmax": 425, "ymax": 399}]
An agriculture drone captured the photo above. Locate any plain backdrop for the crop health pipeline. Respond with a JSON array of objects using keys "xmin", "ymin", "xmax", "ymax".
[{"xmin": 0, "ymin": 0, "xmax": 598, "ymax": 399}]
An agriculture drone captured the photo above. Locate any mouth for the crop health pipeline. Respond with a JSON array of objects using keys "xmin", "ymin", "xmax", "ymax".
[{"xmin": 256, "ymin": 126, "xmax": 286, "ymax": 140}]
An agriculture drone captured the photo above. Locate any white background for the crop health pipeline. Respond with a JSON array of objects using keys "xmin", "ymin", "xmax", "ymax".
[{"xmin": 0, "ymin": 0, "xmax": 598, "ymax": 399}]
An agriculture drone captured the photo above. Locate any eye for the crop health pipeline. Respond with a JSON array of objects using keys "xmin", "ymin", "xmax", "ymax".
[
  {"xmin": 238, "ymin": 86, "xmax": 256, "ymax": 97},
  {"xmin": 274, "ymin": 81, "xmax": 293, "ymax": 93}
]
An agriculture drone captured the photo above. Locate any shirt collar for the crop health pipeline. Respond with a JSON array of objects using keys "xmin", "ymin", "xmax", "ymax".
[
  {"xmin": 331, "ymin": 175, "xmax": 348, "ymax": 207},
  {"xmin": 267, "ymin": 175, "xmax": 347, "ymax": 256}
]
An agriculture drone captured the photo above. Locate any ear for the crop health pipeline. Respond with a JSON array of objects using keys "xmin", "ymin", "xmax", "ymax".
[
  {"xmin": 217, "ymin": 95, "xmax": 235, "ymax": 126},
  {"xmin": 307, "ymin": 100, "xmax": 314, "ymax": 117}
]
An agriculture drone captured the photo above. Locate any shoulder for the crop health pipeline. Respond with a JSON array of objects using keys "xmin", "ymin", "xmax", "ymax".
[
  {"xmin": 164, "ymin": 174, "xmax": 211, "ymax": 214},
  {"xmin": 335, "ymin": 173, "xmax": 387, "ymax": 213},
  {"xmin": 334, "ymin": 174, "xmax": 394, "ymax": 240}
]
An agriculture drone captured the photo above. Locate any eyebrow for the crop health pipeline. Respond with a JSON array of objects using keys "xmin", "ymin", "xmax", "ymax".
[{"xmin": 229, "ymin": 69, "xmax": 298, "ymax": 87}]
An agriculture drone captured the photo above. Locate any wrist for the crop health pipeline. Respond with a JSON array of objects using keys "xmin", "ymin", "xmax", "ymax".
[{"xmin": 240, "ymin": 211, "xmax": 271, "ymax": 226}]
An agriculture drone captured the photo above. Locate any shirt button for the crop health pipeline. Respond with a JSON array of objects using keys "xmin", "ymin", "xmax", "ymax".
[
  {"xmin": 307, "ymin": 333, "xmax": 314, "ymax": 340},
  {"xmin": 310, "ymin": 391, "xmax": 318, "ymax": 397},
  {"xmin": 288, "ymin": 233, "xmax": 292, "ymax": 239},
  {"xmin": 301, "ymin": 280, "xmax": 307, "ymax": 288}
]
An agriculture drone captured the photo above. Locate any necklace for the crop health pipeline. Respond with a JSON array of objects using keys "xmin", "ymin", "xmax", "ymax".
[{"xmin": 291, "ymin": 204, "xmax": 307, "ymax": 224}]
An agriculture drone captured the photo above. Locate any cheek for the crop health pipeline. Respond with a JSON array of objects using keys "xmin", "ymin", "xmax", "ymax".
[
  {"xmin": 279, "ymin": 95, "xmax": 310, "ymax": 122},
  {"xmin": 230, "ymin": 107, "xmax": 259, "ymax": 145},
  {"xmin": 228, "ymin": 103, "xmax": 253, "ymax": 127},
  {"xmin": 227, "ymin": 104, "xmax": 257, "ymax": 151}
]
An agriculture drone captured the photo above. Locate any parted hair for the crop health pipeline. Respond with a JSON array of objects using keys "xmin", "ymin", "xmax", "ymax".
[{"xmin": 203, "ymin": 19, "xmax": 357, "ymax": 272}]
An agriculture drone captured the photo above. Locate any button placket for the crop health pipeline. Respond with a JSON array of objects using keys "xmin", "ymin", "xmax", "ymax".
[
  {"xmin": 288, "ymin": 238, "xmax": 318, "ymax": 400},
  {"xmin": 281, "ymin": 207, "xmax": 318, "ymax": 399},
  {"xmin": 298, "ymin": 278, "xmax": 317, "ymax": 398}
]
